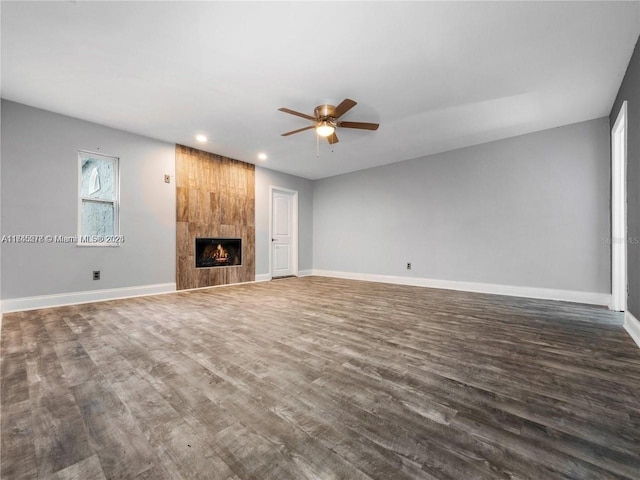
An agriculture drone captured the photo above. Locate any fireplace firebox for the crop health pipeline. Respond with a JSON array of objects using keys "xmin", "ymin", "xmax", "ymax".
[{"xmin": 195, "ymin": 238, "xmax": 242, "ymax": 268}]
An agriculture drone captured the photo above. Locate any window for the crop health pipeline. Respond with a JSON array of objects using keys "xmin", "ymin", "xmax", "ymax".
[{"xmin": 78, "ymin": 151, "xmax": 119, "ymax": 246}]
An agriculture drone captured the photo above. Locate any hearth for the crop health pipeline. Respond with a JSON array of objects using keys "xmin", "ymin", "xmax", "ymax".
[{"xmin": 195, "ymin": 238, "xmax": 242, "ymax": 268}]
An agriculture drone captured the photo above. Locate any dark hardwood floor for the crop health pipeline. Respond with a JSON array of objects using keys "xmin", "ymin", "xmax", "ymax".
[{"xmin": 2, "ymin": 276, "xmax": 640, "ymax": 479}]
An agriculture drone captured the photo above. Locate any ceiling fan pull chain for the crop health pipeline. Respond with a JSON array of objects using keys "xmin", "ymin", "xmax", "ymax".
[{"xmin": 316, "ymin": 132, "xmax": 320, "ymax": 158}]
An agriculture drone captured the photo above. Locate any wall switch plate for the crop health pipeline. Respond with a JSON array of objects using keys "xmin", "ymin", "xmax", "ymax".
[
  {"xmin": 164, "ymin": 175, "xmax": 171, "ymax": 184},
  {"xmin": 93, "ymin": 270, "xmax": 100, "ymax": 280},
  {"xmin": 406, "ymin": 262, "xmax": 411, "ymax": 270}
]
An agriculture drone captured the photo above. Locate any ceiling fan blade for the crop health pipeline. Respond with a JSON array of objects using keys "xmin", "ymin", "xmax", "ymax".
[
  {"xmin": 332, "ymin": 99, "xmax": 357, "ymax": 119},
  {"xmin": 327, "ymin": 132, "xmax": 339, "ymax": 144},
  {"xmin": 281, "ymin": 125, "xmax": 315, "ymax": 136},
  {"xmin": 338, "ymin": 121, "xmax": 379, "ymax": 131},
  {"xmin": 278, "ymin": 107, "xmax": 315, "ymax": 121}
]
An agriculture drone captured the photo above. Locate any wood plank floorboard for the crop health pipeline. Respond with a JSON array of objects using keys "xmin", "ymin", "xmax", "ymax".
[{"xmin": 2, "ymin": 276, "xmax": 640, "ymax": 479}]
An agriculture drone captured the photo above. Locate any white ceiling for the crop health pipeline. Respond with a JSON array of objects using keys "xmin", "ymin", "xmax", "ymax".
[{"xmin": 2, "ymin": 1, "xmax": 639, "ymax": 180}]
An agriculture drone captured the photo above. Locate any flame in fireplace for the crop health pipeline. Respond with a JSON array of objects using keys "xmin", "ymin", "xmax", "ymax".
[
  {"xmin": 201, "ymin": 243, "xmax": 229, "ymax": 262},
  {"xmin": 213, "ymin": 244, "xmax": 228, "ymax": 260}
]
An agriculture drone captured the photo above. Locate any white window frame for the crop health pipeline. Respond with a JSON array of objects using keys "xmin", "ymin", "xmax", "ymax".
[{"xmin": 77, "ymin": 150, "xmax": 120, "ymax": 247}]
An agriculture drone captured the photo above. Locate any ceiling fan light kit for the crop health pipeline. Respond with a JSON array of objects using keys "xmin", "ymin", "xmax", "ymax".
[
  {"xmin": 315, "ymin": 120, "xmax": 335, "ymax": 137},
  {"xmin": 279, "ymin": 98, "xmax": 379, "ymax": 145}
]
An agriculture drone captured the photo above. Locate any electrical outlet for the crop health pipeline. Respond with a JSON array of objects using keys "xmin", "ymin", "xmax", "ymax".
[
  {"xmin": 406, "ymin": 262, "xmax": 411, "ymax": 270},
  {"xmin": 93, "ymin": 270, "xmax": 101, "ymax": 280},
  {"xmin": 164, "ymin": 174, "xmax": 171, "ymax": 184}
]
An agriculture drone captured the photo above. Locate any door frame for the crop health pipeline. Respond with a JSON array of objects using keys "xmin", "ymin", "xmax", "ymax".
[
  {"xmin": 269, "ymin": 186, "xmax": 299, "ymax": 279},
  {"xmin": 612, "ymin": 100, "xmax": 628, "ymax": 312}
]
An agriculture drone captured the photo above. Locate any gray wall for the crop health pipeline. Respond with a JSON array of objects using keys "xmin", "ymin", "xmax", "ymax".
[
  {"xmin": 1, "ymin": 100, "xmax": 176, "ymax": 299},
  {"xmin": 0, "ymin": 100, "xmax": 611, "ymax": 300},
  {"xmin": 255, "ymin": 166, "xmax": 313, "ymax": 276},
  {"xmin": 0, "ymin": 98, "xmax": 3, "ymax": 311},
  {"xmin": 313, "ymin": 118, "xmax": 611, "ymax": 294},
  {"xmin": 611, "ymin": 36, "xmax": 640, "ymax": 316}
]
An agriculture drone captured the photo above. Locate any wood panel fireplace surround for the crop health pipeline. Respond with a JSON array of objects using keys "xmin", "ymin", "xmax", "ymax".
[{"xmin": 176, "ymin": 145, "xmax": 255, "ymax": 290}]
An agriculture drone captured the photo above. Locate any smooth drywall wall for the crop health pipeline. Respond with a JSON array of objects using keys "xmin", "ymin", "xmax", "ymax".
[
  {"xmin": 0, "ymin": 95, "xmax": 3, "ymax": 315},
  {"xmin": 1, "ymin": 100, "xmax": 176, "ymax": 299},
  {"xmin": 611, "ymin": 36, "xmax": 640, "ymax": 317},
  {"xmin": 255, "ymin": 166, "xmax": 313, "ymax": 277},
  {"xmin": 313, "ymin": 118, "xmax": 610, "ymax": 294}
]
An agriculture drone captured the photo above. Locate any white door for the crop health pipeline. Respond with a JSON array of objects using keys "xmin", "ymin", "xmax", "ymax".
[
  {"xmin": 271, "ymin": 187, "xmax": 298, "ymax": 278},
  {"xmin": 612, "ymin": 101, "xmax": 628, "ymax": 311}
]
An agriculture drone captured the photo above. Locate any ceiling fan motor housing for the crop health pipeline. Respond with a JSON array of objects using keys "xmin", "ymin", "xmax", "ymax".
[{"xmin": 314, "ymin": 105, "xmax": 337, "ymax": 125}]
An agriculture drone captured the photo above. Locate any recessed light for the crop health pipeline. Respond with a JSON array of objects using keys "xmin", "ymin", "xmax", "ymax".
[
  {"xmin": 195, "ymin": 134, "xmax": 208, "ymax": 143},
  {"xmin": 257, "ymin": 153, "xmax": 268, "ymax": 161}
]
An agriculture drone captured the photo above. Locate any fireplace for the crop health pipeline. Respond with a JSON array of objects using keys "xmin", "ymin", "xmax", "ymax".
[{"xmin": 195, "ymin": 238, "xmax": 242, "ymax": 268}]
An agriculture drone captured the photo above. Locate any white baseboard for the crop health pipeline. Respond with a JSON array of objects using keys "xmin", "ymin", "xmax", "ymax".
[
  {"xmin": 255, "ymin": 270, "xmax": 312, "ymax": 282},
  {"xmin": 625, "ymin": 311, "xmax": 640, "ymax": 349},
  {"xmin": 2, "ymin": 283, "xmax": 177, "ymax": 313},
  {"xmin": 310, "ymin": 270, "xmax": 611, "ymax": 306}
]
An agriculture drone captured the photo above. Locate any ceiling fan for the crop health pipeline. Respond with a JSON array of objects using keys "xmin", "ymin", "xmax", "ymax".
[{"xmin": 278, "ymin": 98, "xmax": 379, "ymax": 144}]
